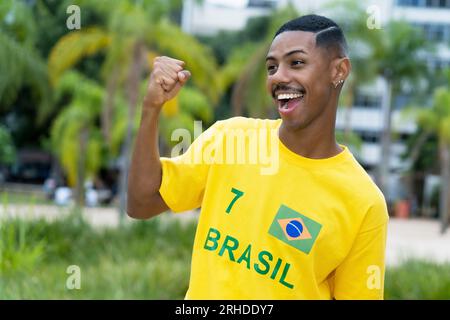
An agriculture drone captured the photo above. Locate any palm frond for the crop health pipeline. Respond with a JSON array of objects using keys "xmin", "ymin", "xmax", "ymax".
[
  {"xmin": 51, "ymin": 71, "xmax": 106, "ymax": 185},
  {"xmin": 0, "ymin": 29, "xmax": 51, "ymax": 121},
  {"xmin": 48, "ymin": 27, "xmax": 111, "ymax": 85},
  {"xmin": 152, "ymin": 19, "xmax": 221, "ymax": 103}
]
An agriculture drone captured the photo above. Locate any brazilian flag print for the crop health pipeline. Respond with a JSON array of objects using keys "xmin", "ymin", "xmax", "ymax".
[{"xmin": 269, "ymin": 204, "xmax": 322, "ymax": 254}]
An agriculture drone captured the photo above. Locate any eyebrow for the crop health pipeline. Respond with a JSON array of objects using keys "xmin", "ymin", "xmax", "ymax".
[{"xmin": 265, "ymin": 49, "xmax": 308, "ymax": 62}]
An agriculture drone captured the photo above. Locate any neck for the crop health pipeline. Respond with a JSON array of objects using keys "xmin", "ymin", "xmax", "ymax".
[{"xmin": 278, "ymin": 119, "xmax": 342, "ymax": 159}]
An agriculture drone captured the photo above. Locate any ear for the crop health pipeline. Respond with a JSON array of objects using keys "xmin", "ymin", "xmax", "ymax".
[{"xmin": 331, "ymin": 57, "xmax": 351, "ymax": 88}]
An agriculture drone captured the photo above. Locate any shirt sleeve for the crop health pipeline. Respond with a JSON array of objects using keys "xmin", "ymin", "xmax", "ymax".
[
  {"xmin": 159, "ymin": 121, "xmax": 221, "ymax": 213},
  {"xmin": 332, "ymin": 197, "xmax": 389, "ymax": 300}
]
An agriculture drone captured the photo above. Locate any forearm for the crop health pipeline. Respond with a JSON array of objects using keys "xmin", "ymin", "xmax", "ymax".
[
  {"xmin": 127, "ymin": 56, "xmax": 189, "ymax": 219},
  {"xmin": 127, "ymin": 106, "xmax": 167, "ymax": 218}
]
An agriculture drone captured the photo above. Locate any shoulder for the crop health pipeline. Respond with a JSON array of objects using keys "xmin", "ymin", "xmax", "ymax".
[
  {"xmin": 347, "ymin": 156, "xmax": 389, "ymax": 232},
  {"xmin": 335, "ymin": 149, "xmax": 389, "ymax": 231}
]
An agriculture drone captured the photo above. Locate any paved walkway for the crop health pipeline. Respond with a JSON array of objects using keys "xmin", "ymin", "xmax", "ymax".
[
  {"xmin": 2, "ymin": 204, "xmax": 450, "ymax": 266},
  {"xmin": 386, "ymin": 218, "xmax": 450, "ymax": 266}
]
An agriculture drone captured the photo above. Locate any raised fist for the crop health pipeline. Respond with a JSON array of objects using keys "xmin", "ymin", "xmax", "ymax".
[{"xmin": 144, "ymin": 56, "xmax": 191, "ymax": 109}]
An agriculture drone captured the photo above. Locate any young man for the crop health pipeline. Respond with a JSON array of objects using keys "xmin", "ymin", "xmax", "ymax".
[{"xmin": 127, "ymin": 14, "xmax": 389, "ymax": 300}]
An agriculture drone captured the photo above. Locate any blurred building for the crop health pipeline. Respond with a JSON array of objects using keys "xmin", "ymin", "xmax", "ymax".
[
  {"xmin": 181, "ymin": 0, "xmax": 450, "ymax": 203},
  {"xmin": 333, "ymin": 0, "xmax": 450, "ymax": 202},
  {"xmin": 182, "ymin": 0, "xmax": 277, "ymax": 35}
]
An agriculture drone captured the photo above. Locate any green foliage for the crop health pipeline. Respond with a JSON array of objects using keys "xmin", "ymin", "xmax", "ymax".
[
  {"xmin": 48, "ymin": 28, "xmax": 111, "ymax": 86},
  {"xmin": 0, "ymin": 218, "xmax": 46, "ymax": 275},
  {"xmin": 50, "ymin": 71, "xmax": 105, "ymax": 186},
  {"xmin": 335, "ymin": 130, "xmax": 363, "ymax": 151},
  {"xmin": 0, "ymin": 0, "xmax": 37, "ymax": 44},
  {"xmin": 402, "ymin": 69, "xmax": 450, "ymax": 167},
  {"xmin": 45, "ymin": 0, "xmax": 221, "ymax": 190},
  {"xmin": 0, "ymin": 0, "xmax": 52, "ymax": 121},
  {"xmin": 218, "ymin": 43, "xmax": 260, "ymax": 92},
  {"xmin": 0, "ymin": 214, "xmax": 196, "ymax": 299},
  {"xmin": 158, "ymin": 86, "xmax": 214, "ymax": 149},
  {"xmin": 433, "ymin": 87, "xmax": 450, "ymax": 144},
  {"xmin": 0, "ymin": 29, "xmax": 50, "ymax": 117},
  {"xmin": 179, "ymin": 86, "xmax": 214, "ymax": 123},
  {"xmin": 0, "ymin": 191, "xmax": 51, "ymax": 205},
  {"xmin": 153, "ymin": 19, "xmax": 221, "ymax": 103},
  {"xmin": 0, "ymin": 125, "xmax": 16, "ymax": 164},
  {"xmin": 402, "ymin": 127, "xmax": 438, "ymax": 172},
  {"xmin": 385, "ymin": 259, "xmax": 450, "ymax": 299},
  {"xmin": 373, "ymin": 20, "xmax": 430, "ymax": 90}
]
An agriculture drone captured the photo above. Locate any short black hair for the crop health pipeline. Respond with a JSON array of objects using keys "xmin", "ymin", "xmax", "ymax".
[{"xmin": 274, "ymin": 14, "xmax": 348, "ymax": 57}]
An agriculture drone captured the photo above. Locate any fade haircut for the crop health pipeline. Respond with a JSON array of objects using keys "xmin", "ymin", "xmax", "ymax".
[{"xmin": 274, "ymin": 14, "xmax": 348, "ymax": 58}]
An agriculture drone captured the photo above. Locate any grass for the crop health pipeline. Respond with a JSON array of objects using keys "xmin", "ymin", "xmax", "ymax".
[
  {"xmin": 1, "ymin": 191, "xmax": 53, "ymax": 206},
  {"xmin": 0, "ymin": 213, "xmax": 196, "ymax": 299},
  {"xmin": 385, "ymin": 259, "xmax": 450, "ymax": 299},
  {"xmin": 1, "ymin": 212, "xmax": 450, "ymax": 299}
]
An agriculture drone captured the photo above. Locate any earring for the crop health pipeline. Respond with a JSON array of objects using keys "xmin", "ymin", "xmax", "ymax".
[{"xmin": 334, "ymin": 79, "xmax": 344, "ymax": 88}]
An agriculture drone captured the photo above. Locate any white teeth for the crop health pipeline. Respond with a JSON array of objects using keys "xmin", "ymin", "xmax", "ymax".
[{"xmin": 277, "ymin": 93, "xmax": 304, "ymax": 100}]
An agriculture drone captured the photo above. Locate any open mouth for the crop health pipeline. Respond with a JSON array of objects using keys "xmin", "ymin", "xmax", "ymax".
[{"xmin": 276, "ymin": 92, "xmax": 305, "ymax": 115}]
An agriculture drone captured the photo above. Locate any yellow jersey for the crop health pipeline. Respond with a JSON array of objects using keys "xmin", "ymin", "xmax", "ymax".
[{"xmin": 159, "ymin": 117, "xmax": 389, "ymax": 299}]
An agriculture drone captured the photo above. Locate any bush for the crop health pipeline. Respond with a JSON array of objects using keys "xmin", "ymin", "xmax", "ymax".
[
  {"xmin": 0, "ymin": 213, "xmax": 196, "ymax": 299},
  {"xmin": 385, "ymin": 259, "xmax": 450, "ymax": 299},
  {"xmin": 0, "ymin": 218, "xmax": 46, "ymax": 274}
]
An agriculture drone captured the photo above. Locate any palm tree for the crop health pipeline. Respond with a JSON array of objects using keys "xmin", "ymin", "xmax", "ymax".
[
  {"xmin": 404, "ymin": 74, "xmax": 450, "ymax": 233},
  {"xmin": 50, "ymin": 71, "xmax": 105, "ymax": 208},
  {"xmin": 324, "ymin": 0, "xmax": 379, "ymax": 146},
  {"xmin": 372, "ymin": 21, "xmax": 429, "ymax": 197},
  {"xmin": 0, "ymin": 0, "xmax": 51, "ymax": 121},
  {"xmin": 48, "ymin": 0, "xmax": 220, "ymax": 217}
]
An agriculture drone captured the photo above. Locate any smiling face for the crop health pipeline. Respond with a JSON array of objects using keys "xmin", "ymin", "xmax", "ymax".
[{"xmin": 266, "ymin": 31, "xmax": 341, "ymax": 131}]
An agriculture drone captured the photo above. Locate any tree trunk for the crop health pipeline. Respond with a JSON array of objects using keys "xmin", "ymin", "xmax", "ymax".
[
  {"xmin": 75, "ymin": 127, "xmax": 88, "ymax": 209},
  {"xmin": 377, "ymin": 79, "xmax": 393, "ymax": 199},
  {"xmin": 439, "ymin": 139, "xmax": 450, "ymax": 234},
  {"xmin": 405, "ymin": 130, "xmax": 432, "ymax": 217},
  {"xmin": 118, "ymin": 41, "xmax": 145, "ymax": 223}
]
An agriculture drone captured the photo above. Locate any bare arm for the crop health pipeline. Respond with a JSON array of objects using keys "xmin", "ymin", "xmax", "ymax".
[{"xmin": 127, "ymin": 56, "xmax": 191, "ymax": 219}]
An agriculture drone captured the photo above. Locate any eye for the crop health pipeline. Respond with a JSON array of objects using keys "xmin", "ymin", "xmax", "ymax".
[
  {"xmin": 291, "ymin": 60, "xmax": 305, "ymax": 67},
  {"xmin": 266, "ymin": 64, "xmax": 277, "ymax": 75}
]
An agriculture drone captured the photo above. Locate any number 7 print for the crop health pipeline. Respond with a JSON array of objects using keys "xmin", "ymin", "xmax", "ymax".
[{"xmin": 225, "ymin": 188, "xmax": 244, "ymax": 214}]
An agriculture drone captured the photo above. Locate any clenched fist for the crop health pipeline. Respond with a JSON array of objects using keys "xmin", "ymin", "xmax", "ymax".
[{"xmin": 143, "ymin": 56, "xmax": 191, "ymax": 110}]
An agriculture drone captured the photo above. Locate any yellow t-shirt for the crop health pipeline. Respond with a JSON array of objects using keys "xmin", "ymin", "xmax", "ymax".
[{"xmin": 159, "ymin": 117, "xmax": 389, "ymax": 300}]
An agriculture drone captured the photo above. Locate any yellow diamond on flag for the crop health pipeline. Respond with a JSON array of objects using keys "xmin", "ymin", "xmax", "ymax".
[{"xmin": 277, "ymin": 217, "xmax": 312, "ymax": 241}]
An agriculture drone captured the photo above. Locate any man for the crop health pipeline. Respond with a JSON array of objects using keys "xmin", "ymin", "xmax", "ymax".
[{"xmin": 127, "ymin": 14, "xmax": 389, "ymax": 300}]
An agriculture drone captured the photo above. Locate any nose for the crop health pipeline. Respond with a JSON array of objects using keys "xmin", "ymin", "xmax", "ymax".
[{"xmin": 270, "ymin": 64, "xmax": 291, "ymax": 84}]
